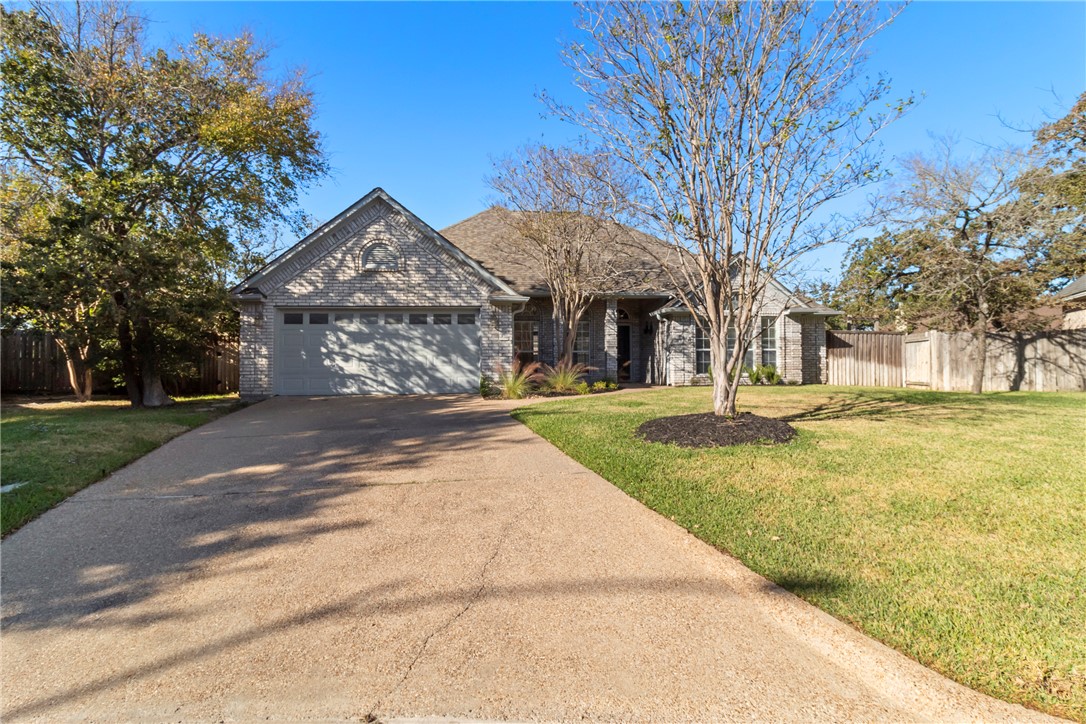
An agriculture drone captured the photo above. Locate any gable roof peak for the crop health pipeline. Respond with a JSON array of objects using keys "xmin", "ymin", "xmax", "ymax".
[{"xmin": 231, "ymin": 187, "xmax": 522, "ymax": 299}]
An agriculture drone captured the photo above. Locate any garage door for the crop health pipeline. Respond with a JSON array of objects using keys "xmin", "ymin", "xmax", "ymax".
[{"xmin": 276, "ymin": 309, "xmax": 481, "ymax": 395}]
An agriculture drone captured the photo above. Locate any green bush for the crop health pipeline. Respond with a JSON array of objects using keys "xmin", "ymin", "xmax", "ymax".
[
  {"xmin": 574, "ymin": 381, "xmax": 591, "ymax": 395},
  {"xmin": 496, "ymin": 358, "xmax": 543, "ymax": 399},
  {"xmin": 745, "ymin": 364, "xmax": 763, "ymax": 384},
  {"xmin": 479, "ymin": 375, "xmax": 494, "ymax": 397},
  {"xmin": 760, "ymin": 364, "xmax": 782, "ymax": 385},
  {"xmin": 592, "ymin": 380, "xmax": 618, "ymax": 392},
  {"xmin": 540, "ymin": 360, "xmax": 591, "ymax": 393}
]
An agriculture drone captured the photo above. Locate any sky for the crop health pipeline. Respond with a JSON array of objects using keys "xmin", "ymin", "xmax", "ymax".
[{"xmin": 137, "ymin": 1, "xmax": 1086, "ymax": 279}]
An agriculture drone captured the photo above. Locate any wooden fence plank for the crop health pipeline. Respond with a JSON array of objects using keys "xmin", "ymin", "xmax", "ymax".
[
  {"xmin": 827, "ymin": 331, "xmax": 906, "ymax": 388},
  {"xmin": 828, "ymin": 328, "xmax": 1086, "ymax": 392},
  {"xmin": 1, "ymin": 331, "xmax": 239, "ymax": 396}
]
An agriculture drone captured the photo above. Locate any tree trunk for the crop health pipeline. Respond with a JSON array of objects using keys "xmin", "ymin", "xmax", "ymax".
[
  {"xmin": 114, "ymin": 297, "xmax": 143, "ymax": 407},
  {"xmin": 971, "ymin": 325, "xmax": 988, "ymax": 394},
  {"xmin": 140, "ymin": 356, "xmax": 172, "ymax": 407},
  {"xmin": 710, "ymin": 329, "xmax": 738, "ymax": 417},
  {"xmin": 557, "ymin": 304, "xmax": 585, "ymax": 367},
  {"xmin": 970, "ymin": 298, "xmax": 989, "ymax": 394},
  {"xmin": 57, "ymin": 339, "xmax": 93, "ymax": 402},
  {"xmin": 134, "ymin": 316, "xmax": 173, "ymax": 407}
]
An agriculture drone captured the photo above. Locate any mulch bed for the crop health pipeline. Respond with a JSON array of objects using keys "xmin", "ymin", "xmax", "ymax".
[{"xmin": 637, "ymin": 412, "xmax": 796, "ymax": 448}]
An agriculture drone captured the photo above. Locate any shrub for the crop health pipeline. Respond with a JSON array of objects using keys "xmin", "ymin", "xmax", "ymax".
[
  {"xmin": 496, "ymin": 358, "xmax": 544, "ymax": 399},
  {"xmin": 540, "ymin": 360, "xmax": 591, "ymax": 394},
  {"xmin": 760, "ymin": 364, "xmax": 782, "ymax": 385},
  {"xmin": 592, "ymin": 379, "xmax": 618, "ymax": 392},
  {"xmin": 479, "ymin": 375, "xmax": 494, "ymax": 397},
  {"xmin": 745, "ymin": 364, "xmax": 763, "ymax": 385},
  {"xmin": 574, "ymin": 381, "xmax": 591, "ymax": 395}
]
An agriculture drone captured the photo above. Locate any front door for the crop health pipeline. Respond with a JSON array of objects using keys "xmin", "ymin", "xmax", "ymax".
[{"xmin": 617, "ymin": 325, "xmax": 631, "ymax": 381}]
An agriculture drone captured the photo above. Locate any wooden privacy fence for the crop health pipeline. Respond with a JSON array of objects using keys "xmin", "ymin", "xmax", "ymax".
[
  {"xmin": 909, "ymin": 330, "xmax": 1086, "ymax": 393},
  {"xmin": 1, "ymin": 331, "xmax": 239, "ymax": 396},
  {"xmin": 826, "ymin": 328, "xmax": 1086, "ymax": 392},
  {"xmin": 826, "ymin": 331, "xmax": 904, "ymax": 387},
  {"xmin": 0, "ymin": 331, "xmax": 71, "ymax": 393}
]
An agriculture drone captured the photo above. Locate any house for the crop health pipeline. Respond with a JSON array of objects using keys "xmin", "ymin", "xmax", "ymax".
[
  {"xmin": 1056, "ymin": 277, "xmax": 1086, "ymax": 330},
  {"xmin": 232, "ymin": 188, "xmax": 836, "ymax": 397}
]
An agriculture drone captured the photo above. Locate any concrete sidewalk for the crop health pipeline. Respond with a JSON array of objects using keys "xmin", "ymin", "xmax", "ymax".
[{"xmin": 0, "ymin": 395, "xmax": 1052, "ymax": 721}]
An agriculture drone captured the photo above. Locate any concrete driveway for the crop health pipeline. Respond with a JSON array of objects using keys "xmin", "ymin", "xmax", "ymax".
[{"xmin": 1, "ymin": 395, "xmax": 1049, "ymax": 722}]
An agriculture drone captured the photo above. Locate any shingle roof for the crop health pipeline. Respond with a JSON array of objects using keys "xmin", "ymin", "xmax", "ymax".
[
  {"xmin": 1057, "ymin": 276, "xmax": 1086, "ymax": 302},
  {"xmin": 440, "ymin": 207, "xmax": 677, "ymax": 297}
]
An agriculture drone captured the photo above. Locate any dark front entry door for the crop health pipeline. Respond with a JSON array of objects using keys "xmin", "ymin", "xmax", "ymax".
[{"xmin": 617, "ymin": 325, "xmax": 631, "ymax": 381}]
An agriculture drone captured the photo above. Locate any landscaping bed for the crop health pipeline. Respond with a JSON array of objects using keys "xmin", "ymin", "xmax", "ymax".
[
  {"xmin": 512, "ymin": 385, "xmax": 1086, "ymax": 720},
  {"xmin": 638, "ymin": 411, "xmax": 796, "ymax": 447},
  {"xmin": 0, "ymin": 395, "xmax": 245, "ymax": 536}
]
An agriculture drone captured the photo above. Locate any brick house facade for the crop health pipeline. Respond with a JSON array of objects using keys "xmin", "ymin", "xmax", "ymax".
[{"xmin": 233, "ymin": 188, "xmax": 834, "ymax": 397}]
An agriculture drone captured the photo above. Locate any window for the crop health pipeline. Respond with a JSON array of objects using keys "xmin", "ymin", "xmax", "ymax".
[
  {"xmin": 283, "ymin": 313, "xmax": 303, "ymax": 325},
  {"xmin": 359, "ymin": 312, "xmax": 378, "ymax": 324},
  {"xmin": 617, "ymin": 308, "xmax": 630, "ymax": 321},
  {"xmin": 433, "ymin": 313, "xmax": 452, "ymax": 325},
  {"xmin": 409, "ymin": 313, "xmax": 428, "ymax": 325},
  {"xmin": 457, "ymin": 313, "xmax": 476, "ymax": 325},
  {"xmin": 334, "ymin": 313, "xmax": 353, "ymax": 323},
  {"xmin": 514, "ymin": 320, "xmax": 539, "ymax": 364},
  {"xmin": 726, "ymin": 323, "xmax": 755, "ymax": 370},
  {"xmin": 384, "ymin": 313, "xmax": 403, "ymax": 325},
  {"xmin": 760, "ymin": 316, "xmax": 777, "ymax": 368},
  {"xmin": 360, "ymin": 242, "xmax": 400, "ymax": 272},
  {"xmin": 695, "ymin": 326, "xmax": 711, "ymax": 375},
  {"xmin": 309, "ymin": 313, "xmax": 329, "ymax": 325},
  {"xmin": 572, "ymin": 320, "xmax": 590, "ymax": 365}
]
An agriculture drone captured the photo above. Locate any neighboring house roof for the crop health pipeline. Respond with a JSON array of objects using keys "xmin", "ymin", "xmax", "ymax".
[
  {"xmin": 1056, "ymin": 276, "xmax": 1086, "ymax": 303},
  {"xmin": 440, "ymin": 207, "xmax": 677, "ymax": 297},
  {"xmin": 232, "ymin": 188, "xmax": 527, "ymax": 302}
]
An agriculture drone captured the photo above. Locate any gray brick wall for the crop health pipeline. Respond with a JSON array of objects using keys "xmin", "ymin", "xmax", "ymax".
[
  {"xmin": 800, "ymin": 316, "xmax": 828, "ymax": 384},
  {"xmin": 652, "ymin": 281, "xmax": 825, "ymax": 386}
]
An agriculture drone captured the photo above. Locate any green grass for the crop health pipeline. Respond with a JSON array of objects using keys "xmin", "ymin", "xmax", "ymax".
[
  {"xmin": 513, "ymin": 386, "xmax": 1086, "ymax": 720},
  {"xmin": 1, "ymin": 395, "xmax": 245, "ymax": 536}
]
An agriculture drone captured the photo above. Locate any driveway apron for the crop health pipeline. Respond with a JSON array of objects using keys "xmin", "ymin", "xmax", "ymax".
[{"xmin": 0, "ymin": 396, "xmax": 1051, "ymax": 722}]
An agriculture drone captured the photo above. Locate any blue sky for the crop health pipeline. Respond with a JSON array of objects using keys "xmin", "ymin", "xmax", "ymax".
[{"xmin": 139, "ymin": 1, "xmax": 1085, "ymax": 277}]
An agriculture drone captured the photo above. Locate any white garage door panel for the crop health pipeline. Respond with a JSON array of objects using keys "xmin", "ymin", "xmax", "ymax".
[{"xmin": 276, "ymin": 309, "xmax": 480, "ymax": 395}]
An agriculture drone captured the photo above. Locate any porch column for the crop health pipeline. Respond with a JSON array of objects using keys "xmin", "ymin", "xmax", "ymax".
[{"xmin": 604, "ymin": 298, "xmax": 618, "ymax": 379}]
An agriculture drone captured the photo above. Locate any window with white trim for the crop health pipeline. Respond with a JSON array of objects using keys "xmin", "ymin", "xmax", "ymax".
[
  {"xmin": 514, "ymin": 320, "xmax": 539, "ymax": 364},
  {"xmin": 760, "ymin": 316, "xmax": 777, "ymax": 368},
  {"xmin": 572, "ymin": 320, "xmax": 590, "ymax": 365},
  {"xmin": 695, "ymin": 325, "xmax": 711, "ymax": 375}
]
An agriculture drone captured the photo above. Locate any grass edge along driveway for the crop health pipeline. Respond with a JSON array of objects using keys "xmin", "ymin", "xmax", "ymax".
[
  {"xmin": 1, "ymin": 395, "xmax": 245, "ymax": 536},
  {"xmin": 512, "ymin": 386, "xmax": 1086, "ymax": 721}
]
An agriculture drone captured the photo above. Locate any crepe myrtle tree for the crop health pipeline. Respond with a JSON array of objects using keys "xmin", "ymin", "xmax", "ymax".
[
  {"xmin": 546, "ymin": 1, "xmax": 910, "ymax": 416},
  {"xmin": 0, "ymin": 2, "xmax": 326, "ymax": 406},
  {"xmin": 487, "ymin": 144, "xmax": 638, "ymax": 365}
]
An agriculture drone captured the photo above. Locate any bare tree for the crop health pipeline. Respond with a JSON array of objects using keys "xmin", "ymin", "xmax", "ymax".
[
  {"xmin": 547, "ymin": 1, "xmax": 909, "ymax": 416},
  {"xmin": 487, "ymin": 144, "xmax": 639, "ymax": 365}
]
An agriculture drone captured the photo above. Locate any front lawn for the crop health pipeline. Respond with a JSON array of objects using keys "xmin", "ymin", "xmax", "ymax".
[
  {"xmin": 513, "ymin": 386, "xmax": 1086, "ymax": 720},
  {"xmin": 1, "ymin": 395, "xmax": 245, "ymax": 536}
]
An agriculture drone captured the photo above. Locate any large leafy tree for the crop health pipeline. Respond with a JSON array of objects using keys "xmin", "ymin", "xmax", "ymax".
[
  {"xmin": 834, "ymin": 134, "xmax": 1085, "ymax": 393},
  {"xmin": 547, "ymin": 1, "xmax": 909, "ymax": 417},
  {"xmin": 0, "ymin": 2, "xmax": 326, "ymax": 405}
]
